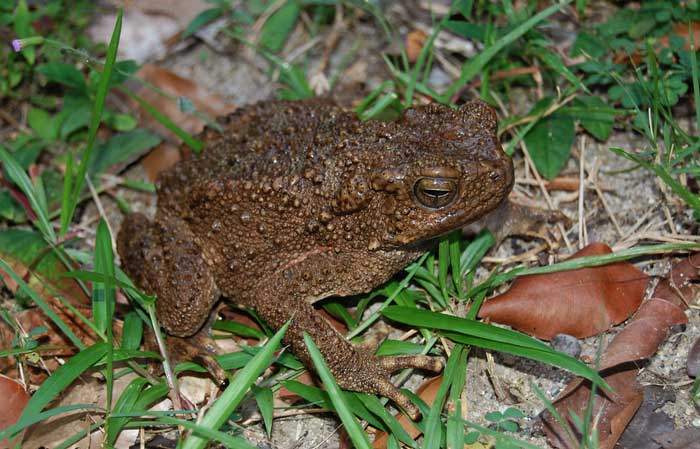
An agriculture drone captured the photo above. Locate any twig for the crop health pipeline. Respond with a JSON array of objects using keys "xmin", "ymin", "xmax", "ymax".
[
  {"xmin": 519, "ymin": 140, "xmax": 573, "ymax": 251},
  {"xmin": 578, "ymin": 136, "xmax": 587, "ymax": 249},
  {"xmin": 588, "ymin": 157, "xmax": 624, "ymax": 238}
]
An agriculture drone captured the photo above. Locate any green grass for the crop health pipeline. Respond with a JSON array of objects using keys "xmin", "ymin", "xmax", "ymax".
[{"xmin": 1, "ymin": 0, "xmax": 700, "ymax": 448}]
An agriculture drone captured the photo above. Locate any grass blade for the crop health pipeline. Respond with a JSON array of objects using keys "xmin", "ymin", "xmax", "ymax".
[
  {"xmin": 383, "ymin": 306, "xmax": 610, "ymax": 390},
  {"xmin": 252, "ymin": 385, "xmax": 274, "ymax": 437},
  {"xmin": 93, "ymin": 220, "xmax": 115, "ymax": 335},
  {"xmin": 0, "ymin": 404, "xmax": 102, "ymax": 442},
  {"xmin": 0, "ymin": 258, "xmax": 84, "ymax": 349},
  {"xmin": 355, "ymin": 394, "xmax": 418, "ymax": 448},
  {"xmin": 0, "ymin": 145, "xmax": 56, "ymax": 242},
  {"xmin": 180, "ymin": 320, "xmax": 290, "ymax": 449},
  {"xmin": 383, "ymin": 306, "xmax": 551, "ymax": 351},
  {"xmin": 13, "ymin": 342, "xmax": 108, "ymax": 438},
  {"xmin": 118, "ymin": 86, "xmax": 203, "ymax": 152},
  {"xmin": 126, "ymin": 414, "xmax": 255, "ymax": 449},
  {"xmin": 444, "ymin": 331, "xmax": 608, "ymax": 391},
  {"xmin": 106, "ymin": 377, "xmax": 148, "ymax": 445},
  {"xmin": 303, "ymin": 332, "xmax": 372, "ymax": 449},
  {"xmin": 423, "ymin": 345, "xmax": 467, "ymax": 449},
  {"xmin": 443, "ymin": 0, "xmax": 572, "ymax": 100},
  {"xmin": 93, "ymin": 219, "xmax": 116, "ymax": 427},
  {"xmin": 61, "ymin": 9, "xmax": 122, "ymax": 236}
]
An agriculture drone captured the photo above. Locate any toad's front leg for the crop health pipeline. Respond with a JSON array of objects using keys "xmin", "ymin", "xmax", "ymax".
[{"xmin": 248, "ymin": 259, "xmax": 444, "ymax": 419}]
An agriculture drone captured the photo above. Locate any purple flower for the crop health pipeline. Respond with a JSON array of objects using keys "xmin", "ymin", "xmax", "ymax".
[{"xmin": 10, "ymin": 37, "xmax": 44, "ymax": 53}]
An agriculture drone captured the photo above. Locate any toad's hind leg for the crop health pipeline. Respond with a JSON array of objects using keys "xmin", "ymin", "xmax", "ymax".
[
  {"xmin": 117, "ymin": 212, "xmax": 226, "ymax": 384},
  {"xmin": 251, "ymin": 265, "xmax": 443, "ymax": 419}
]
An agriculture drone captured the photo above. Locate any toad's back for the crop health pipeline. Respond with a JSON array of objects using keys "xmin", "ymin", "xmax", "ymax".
[{"xmin": 156, "ymin": 100, "xmax": 361, "ymax": 210}]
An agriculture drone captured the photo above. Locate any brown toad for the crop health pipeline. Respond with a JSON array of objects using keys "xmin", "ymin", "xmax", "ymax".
[{"xmin": 117, "ymin": 99, "xmax": 513, "ymax": 418}]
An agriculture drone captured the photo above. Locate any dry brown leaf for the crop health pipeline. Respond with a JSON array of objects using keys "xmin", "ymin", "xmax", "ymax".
[
  {"xmin": 599, "ymin": 298, "xmax": 687, "ymax": 369},
  {"xmin": 0, "ymin": 376, "xmax": 29, "ymax": 448},
  {"xmin": 0, "ymin": 231, "xmax": 96, "ymax": 377},
  {"xmin": 122, "ymin": 64, "xmax": 235, "ymax": 179},
  {"xmin": 541, "ymin": 369, "xmax": 643, "ymax": 449},
  {"xmin": 542, "ymin": 253, "xmax": 694, "ymax": 449},
  {"xmin": 372, "ymin": 375, "xmax": 441, "ymax": 449},
  {"xmin": 478, "ymin": 242, "xmax": 649, "ymax": 340},
  {"xmin": 406, "ymin": 29, "xmax": 428, "ymax": 63},
  {"xmin": 653, "ymin": 253, "xmax": 700, "ymax": 308}
]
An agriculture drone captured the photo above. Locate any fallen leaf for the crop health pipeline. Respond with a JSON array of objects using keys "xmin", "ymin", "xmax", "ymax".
[
  {"xmin": 541, "ymin": 368, "xmax": 643, "ymax": 449},
  {"xmin": 599, "ymin": 298, "xmax": 687, "ymax": 369},
  {"xmin": 406, "ymin": 29, "xmax": 428, "ymax": 63},
  {"xmin": 0, "ymin": 376, "xmax": 30, "ymax": 448},
  {"xmin": 0, "ymin": 229, "xmax": 89, "ymax": 305},
  {"xmin": 21, "ymin": 374, "xmax": 168, "ymax": 449},
  {"xmin": 652, "ymin": 253, "xmax": 700, "ymax": 308},
  {"xmin": 542, "ymin": 252, "xmax": 693, "ymax": 449},
  {"xmin": 122, "ymin": 64, "xmax": 234, "ymax": 179},
  {"xmin": 0, "ymin": 229, "xmax": 96, "ymax": 378},
  {"xmin": 478, "ymin": 242, "xmax": 649, "ymax": 340}
]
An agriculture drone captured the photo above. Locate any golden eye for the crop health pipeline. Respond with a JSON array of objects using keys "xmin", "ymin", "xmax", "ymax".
[{"xmin": 413, "ymin": 177, "xmax": 458, "ymax": 209}]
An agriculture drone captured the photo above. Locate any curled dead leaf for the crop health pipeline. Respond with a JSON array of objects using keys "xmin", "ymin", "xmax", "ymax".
[
  {"xmin": 599, "ymin": 298, "xmax": 687, "ymax": 369},
  {"xmin": 653, "ymin": 253, "xmax": 700, "ymax": 308},
  {"xmin": 406, "ymin": 29, "xmax": 428, "ymax": 63},
  {"xmin": 478, "ymin": 242, "xmax": 649, "ymax": 340},
  {"xmin": 122, "ymin": 64, "xmax": 235, "ymax": 179},
  {"xmin": 0, "ymin": 376, "xmax": 30, "ymax": 448},
  {"xmin": 542, "ymin": 368, "xmax": 643, "ymax": 449},
  {"xmin": 543, "ymin": 252, "xmax": 695, "ymax": 449}
]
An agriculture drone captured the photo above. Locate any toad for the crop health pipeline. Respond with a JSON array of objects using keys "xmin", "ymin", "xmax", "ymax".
[{"xmin": 117, "ymin": 99, "xmax": 514, "ymax": 418}]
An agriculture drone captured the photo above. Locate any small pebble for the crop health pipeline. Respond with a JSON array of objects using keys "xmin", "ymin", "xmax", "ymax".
[{"xmin": 550, "ymin": 333, "xmax": 582, "ymax": 359}]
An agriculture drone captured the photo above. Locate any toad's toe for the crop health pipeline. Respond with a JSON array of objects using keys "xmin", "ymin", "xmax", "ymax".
[
  {"xmin": 368, "ymin": 375, "xmax": 421, "ymax": 420},
  {"xmin": 378, "ymin": 354, "xmax": 444, "ymax": 373},
  {"xmin": 162, "ymin": 332, "xmax": 229, "ymax": 387}
]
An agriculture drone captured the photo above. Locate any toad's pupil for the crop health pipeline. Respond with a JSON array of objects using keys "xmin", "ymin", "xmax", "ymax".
[{"xmin": 423, "ymin": 189, "xmax": 450, "ymax": 198}]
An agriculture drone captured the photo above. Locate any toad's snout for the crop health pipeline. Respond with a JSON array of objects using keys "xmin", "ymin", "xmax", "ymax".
[{"xmin": 478, "ymin": 157, "xmax": 514, "ymax": 196}]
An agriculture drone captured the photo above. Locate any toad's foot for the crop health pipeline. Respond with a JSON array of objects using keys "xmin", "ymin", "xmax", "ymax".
[
  {"xmin": 340, "ymin": 351, "xmax": 444, "ymax": 420},
  {"xmin": 161, "ymin": 330, "xmax": 229, "ymax": 388}
]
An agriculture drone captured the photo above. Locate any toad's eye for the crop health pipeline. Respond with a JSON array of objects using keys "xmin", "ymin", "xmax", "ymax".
[{"xmin": 413, "ymin": 177, "xmax": 458, "ymax": 209}]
